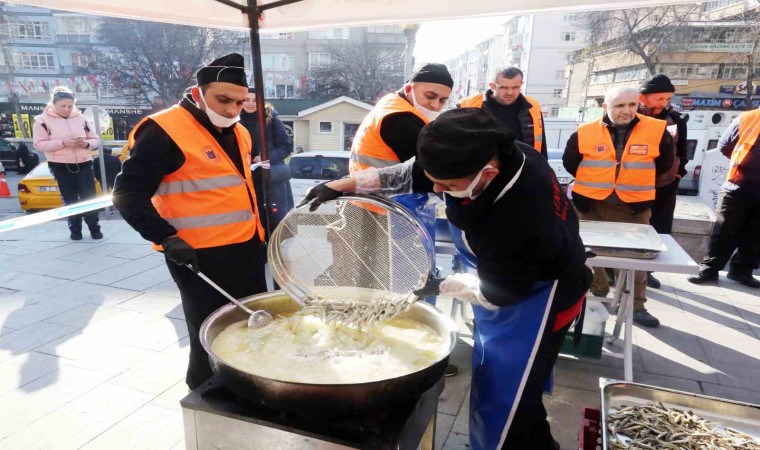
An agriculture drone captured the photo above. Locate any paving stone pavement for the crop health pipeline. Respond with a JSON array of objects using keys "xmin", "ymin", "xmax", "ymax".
[{"xmin": 0, "ymin": 220, "xmax": 758, "ymax": 449}]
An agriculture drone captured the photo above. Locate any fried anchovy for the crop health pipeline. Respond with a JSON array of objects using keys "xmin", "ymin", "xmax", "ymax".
[{"xmin": 608, "ymin": 402, "xmax": 759, "ymax": 449}]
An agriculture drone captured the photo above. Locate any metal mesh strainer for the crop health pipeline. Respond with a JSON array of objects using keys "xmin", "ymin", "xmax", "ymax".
[{"xmin": 268, "ymin": 195, "xmax": 435, "ymax": 312}]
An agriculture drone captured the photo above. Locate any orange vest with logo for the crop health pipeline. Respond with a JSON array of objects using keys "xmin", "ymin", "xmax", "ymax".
[
  {"xmin": 458, "ymin": 92, "xmax": 544, "ymax": 152},
  {"xmin": 728, "ymin": 108, "xmax": 760, "ymax": 184},
  {"xmin": 128, "ymin": 105, "xmax": 265, "ymax": 250},
  {"xmin": 349, "ymin": 93, "xmax": 429, "ymax": 173},
  {"xmin": 574, "ymin": 114, "xmax": 665, "ymax": 203}
]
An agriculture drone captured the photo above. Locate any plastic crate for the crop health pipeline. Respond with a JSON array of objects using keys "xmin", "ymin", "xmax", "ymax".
[
  {"xmin": 561, "ymin": 330, "xmax": 604, "ymax": 359},
  {"xmin": 578, "ymin": 407, "xmax": 602, "ymax": 450}
]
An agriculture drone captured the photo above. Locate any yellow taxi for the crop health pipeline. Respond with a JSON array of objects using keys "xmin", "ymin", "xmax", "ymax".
[{"xmin": 18, "ymin": 144, "xmax": 127, "ymax": 211}]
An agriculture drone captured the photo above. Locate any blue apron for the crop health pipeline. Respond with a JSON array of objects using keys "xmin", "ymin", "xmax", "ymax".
[
  {"xmin": 393, "ymin": 193, "xmax": 437, "ymax": 305},
  {"xmin": 448, "ymin": 224, "xmax": 557, "ymax": 450}
]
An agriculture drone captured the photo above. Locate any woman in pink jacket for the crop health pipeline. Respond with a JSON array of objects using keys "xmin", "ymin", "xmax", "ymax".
[{"xmin": 32, "ymin": 87, "xmax": 103, "ymax": 240}]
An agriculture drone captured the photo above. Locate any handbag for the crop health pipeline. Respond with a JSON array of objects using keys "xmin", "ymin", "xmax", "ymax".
[{"xmin": 268, "ymin": 163, "xmax": 292, "ymax": 183}]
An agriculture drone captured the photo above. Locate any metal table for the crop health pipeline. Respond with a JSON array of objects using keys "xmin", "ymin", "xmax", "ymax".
[{"xmin": 585, "ymin": 234, "xmax": 698, "ymax": 381}]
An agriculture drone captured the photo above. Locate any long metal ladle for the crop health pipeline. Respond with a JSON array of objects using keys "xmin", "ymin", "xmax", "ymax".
[{"xmin": 190, "ymin": 266, "xmax": 273, "ymax": 328}]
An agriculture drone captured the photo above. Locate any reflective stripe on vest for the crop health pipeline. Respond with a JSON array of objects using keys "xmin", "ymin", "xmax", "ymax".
[
  {"xmin": 728, "ymin": 109, "xmax": 760, "ymax": 184},
  {"xmin": 349, "ymin": 93, "xmax": 428, "ymax": 174},
  {"xmin": 574, "ymin": 114, "xmax": 665, "ymax": 203},
  {"xmin": 458, "ymin": 92, "xmax": 544, "ymax": 152},
  {"xmin": 128, "ymin": 105, "xmax": 265, "ymax": 250}
]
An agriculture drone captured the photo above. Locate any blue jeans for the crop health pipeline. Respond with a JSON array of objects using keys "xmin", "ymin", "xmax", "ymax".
[{"xmin": 49, "ymin": 161, "xmax": 100, "ymax": 234}]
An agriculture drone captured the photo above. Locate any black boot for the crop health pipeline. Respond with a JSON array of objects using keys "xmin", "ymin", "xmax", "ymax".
[
  {"xmin": 647, "ymin": 272, "xmax": 661, "ymax": 289},
  {"xmin": 727, "ymin": 272, "xmax": 760, "ymax": 288},
  {"xmin": 688, "ymin": 271, "xmax": 718, "ymax": 284}
]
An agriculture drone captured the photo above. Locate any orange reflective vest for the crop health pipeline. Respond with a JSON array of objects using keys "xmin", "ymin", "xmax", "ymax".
[
  {"xmin": 128, "ymin": 105, "xmax": 265, "ymax": 250},
  {"xmin": 349, "ymin": 93, "xmax": 429, "ymax": 173},
  {"xmin": 574, "ymin": 114, "xmax": 665, "ymax": 203},
  {"xmin": 728, "ymin": 108, "xmax": 760, "ymax": 184},
  {"xmin": 458, "ymin": 92, "xmax": 544, "ymax": 152}
]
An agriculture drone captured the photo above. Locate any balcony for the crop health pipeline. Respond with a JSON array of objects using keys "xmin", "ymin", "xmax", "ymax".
[
  {"xmin": 57, "ymin": 34, "xmax": 91, "ymax": 44},
  {"xmin": 60, "ymin": 65, "xmax": 90, "ymax": 75}
]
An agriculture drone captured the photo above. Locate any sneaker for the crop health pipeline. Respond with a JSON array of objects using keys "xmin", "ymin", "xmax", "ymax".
[
  {"xmin": 687, "ymin": 271, "xmax": 718, "ymax": 284},
  {"xmin": 647, "ymin": 272, "xmax": 661, "ymax": 289},
  {"xmin": 444, "ymin": 363, "xmax": 459, "ymax": 377},
  {"xmin": 70, "ymin": 231, "xmax": 83, "ymax": 241},
  {"xmin": 726, "ymin": 272, "xmax": 760, "ymax": 288},
  {"xmin": 90, "ymin": 230, "xmax": 104, "ymax": 240},
  {"xmin": 633, "ymin": 309, "xmax": 660, "ymax": 328}
]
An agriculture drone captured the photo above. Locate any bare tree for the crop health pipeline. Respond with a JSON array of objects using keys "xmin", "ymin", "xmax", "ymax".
[
  {"xmin": 722, "ymin": 8, "xmax": 760, "ymax": 110},
  {"xmin": 90, "ymin": 19, "xmax": 237, "ymax": 106},
  {"xmin": 578, "ymin": 5, "xmax": 699, "ymax": 75},
  {"xmin": 306, "ymin": 41, "xmax": 404, "ymax": 102}
]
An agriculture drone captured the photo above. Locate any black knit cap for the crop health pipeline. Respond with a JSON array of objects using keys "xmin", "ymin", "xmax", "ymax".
[
  {"xmin": 640, "ymin": 74, "xmax": 675, "ymax": 94},
  {"xmin": 409, "ymin": 63, "xmax": 454, "ymax": 89},
  {"xmin": 417, "ymin": 108, "xmax": 515, "ymax": 180},
  {"xmin": 196, "ymin": 53, "xmax": 248, "ymax": 87}
]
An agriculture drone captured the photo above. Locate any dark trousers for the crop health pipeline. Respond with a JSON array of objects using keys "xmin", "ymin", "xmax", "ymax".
[
  {"xmin": 700, "ymin": 189, "xmax": 760, "ymax": 276},
  {"xmin": 650, "ymin": 178, "xmax": 679, "ymax": 234},
  {"xmin": 49, "ymin": 161, "xmax": 100, "ymax": 234},
  {"xmin": 502, "ymin": 321, "xmax": 571, "ymax": 449},
  {"xmin": 166, "ymin": 239, "xmax": 268, "ymax": 389}
]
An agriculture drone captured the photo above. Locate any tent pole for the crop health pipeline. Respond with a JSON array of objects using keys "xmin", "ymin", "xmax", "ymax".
[{"xmin": 245, "ymin": 0, "xmax": 272, "ymax": 237}]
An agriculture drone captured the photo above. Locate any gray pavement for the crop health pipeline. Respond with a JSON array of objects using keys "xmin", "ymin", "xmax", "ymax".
[{"xmin": 0, "ymin": 218, "xmax": 758, "ymax": 449}]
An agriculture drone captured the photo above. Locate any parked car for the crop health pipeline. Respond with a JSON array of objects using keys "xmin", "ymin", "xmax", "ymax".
[
  {"xmin": 287, "ymin": 151, "xmax": 349, "ymax": 205},
  {"xmin": 18, "ymin": 162, "xmax": 102, "ymax": 212},
  {"xmin": 0, "ymin": 138, "xmax": 17, "ymax": 171},
  {"xmin": 547, "ymin": 149, "xmax": 573, "ymax": 186}
]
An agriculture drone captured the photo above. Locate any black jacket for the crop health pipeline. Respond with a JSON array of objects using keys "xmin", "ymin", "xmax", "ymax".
[
  {"xmin": 640, "ymin": 105, "xmax": 688, "ymax": 178},
  {"xmin": 412, "ymin": 142, "xmax": 591, "ymax": 312},
  {"xmin": 93, "ymin": 154, "xmax": 122, "ymax": 190},
  {"xmin": 563, "ymin": 115, "xmax": 674, "ymax": 213},
  {"xmin": 113, "ymin": 96, "xmax": 258, "ymax": 249}
]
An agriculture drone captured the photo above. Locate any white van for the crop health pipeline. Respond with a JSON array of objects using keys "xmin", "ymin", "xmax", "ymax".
[
  {"xmin": 288, "ymin": 151, "xmax": 350, "ymax": 205},
  {"xmin": 678, "ymin": 110, "xmax": 740, "ymax": 193}
]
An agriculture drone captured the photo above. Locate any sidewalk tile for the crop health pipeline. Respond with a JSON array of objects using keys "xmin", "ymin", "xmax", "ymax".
[
  {"xmin": 0, "ymin": 270, "xmax": 67, "ymax": 293},
  {"xmin": 56, "ymin": 343, "xmax": 156, "ymax": 376},
  {"xmin": 700, "ymin": 383, "xmax": 760, "ymax": 405},
  {"xmin": 545, "ymin": 385, "xmax": 600, "ymax": 450},
  {"xmin": 118, "ymin": 317, "xmax": 188, "ymax": 352},
  {"xmin": 109, "ymin": 245, "xmax": 155, "ymax": 260},
  {"xmin": 0, "ymin": 351, "xmax": 60, "ymax": 396},
  {"xmin": 57, "ymin": 243, "xmax": 138, "ymax": 263},
  {"xmin": 635, "ymin": 322, "xmax": 721, "ymax": 383},
  {"xmin": 110, "ymin": 350, "xmax": 188, "ymax": 395},
  {"xmin": 144, "ymin": 280, "xmax": 180, "ymax": 298},
  {"xmin": 111, "ymin": 265, "xmax": 172, "ymax": 291},
  {"xmin": 80, "ymin": 404, "xmax": 184, "ymax": 450},
  {"xmin": 451, "ymin": 391, "xmax": 470, "ymax": 434},
  {"xmin": 0, "ymin": 291, "xmax": 59, "ymax": 314},
  {"xmin": 442, "ymin": 431, "xmax": 470, "ymax": 450},
  {"xmin": 39, "ymin": 280, "xmax": 141, "ymax": 306},
  {"xmin": 0, "ymin": 322, "xmax": 76, "ymax": 364},
  {"xmin": 116, "ymin": 293, "xmax": 183, "ymax": 320},
  {"xmin": 629, "ymin": 372, "xmax": 702, "ymax": 394},
  {"xmin": 0, "ymin": 383, "xmax": 152, "ymax": 450},
  {"xmin": 438, "ymin": 342, "xmax": 472, "ymax": 416},
  {"xmin": 44, "ymin": 304, "xmax": 127, "ymax": 329},
  {"xmin": 0, "ymin": 365, "xmax": 111, "ymax": 440},
  {"xmin": 0, "ymin": 298, "xmax": 82, "ymax": 329},
  {"xmin": 47, "ymin": 256, "xmax": 127, "ymax": 281},
  {"xmin": 150, "ymin": 380, "xmax": 188, "ymax": 411},
  {"xmin": 78, "ymin": 255, "xmax": 164, "ymax": 286},
  {"xmin": 436, "ymin": 413, "xmax": 456, "ymax": 450},
  {"xmin": 0, "ymin": 257, "xmax": 82, "ymax": 276}
]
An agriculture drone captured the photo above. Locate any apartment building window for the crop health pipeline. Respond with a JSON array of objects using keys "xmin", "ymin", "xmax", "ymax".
[
  {"xmin": 367, "ymin": 25, "xmax": 402, "ymax": 33},
  {"xmin": 555, "ymin": 70, "xmax": 566, "ymax": 80},
  {"xmin": 70, "ymin": 52, "xmax": 89, "ymax": 68},
  {"xmin": 552, "ymin": 88, "xmax": 563, "ymax": 98},
  {"xmin": 560, "ymin": 32, "xmax": 575, "ymax": 42},
  {"xmin": 1, "ymin": 21, "xmax": 51, "ymax": 39},
  {"xmin": 275, "ymin": 84, "xmax": 295, "ymax": 99},
  {"xmin": 261, "ymin": 53, "xmax": 294, "ymax": 71},
  {"xmin": 614, "ymin": 66, "xmax": 648, "ymax": 82},
  {"xmin": 590, "ymin": 71, "xmax": 615, "ymax": 85},
  {"xmin": 308, "ymin": 28, "xmax": 349, "ymax": 39},
  {"xmin": 550, "ymin": 106, "xmax": 560, "ymax": 116},
  {"xmin": 562, "ymin": 14, "xmax": 577, "ymax": 22},
  {"xmin": 308, "ymin": 53, "xmax": 331, "ymax": 70},
  {"xmin": 722, "ymin": 64, "xmax": 749, "ymax": 79},
  {"xmin": 659, "ymin": 64, "xmax": 719, "ymax": 80},
  {"xmin": 260, "ymin": 32, "xmax": 294, "ymax": 40},
  {"xmin": 12, "ymin": 51, "xmax": 55, "ymax": 70}
]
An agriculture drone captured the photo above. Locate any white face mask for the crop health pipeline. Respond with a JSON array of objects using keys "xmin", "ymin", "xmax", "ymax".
[
  {"xmin": 198, "ymin": 89, "xmax": 240, "ymax": 128},
  {"xmin": 445, "ymin": 164, "xmax": 494, "ymax": 199},
  {"xmin": 409, "ymin": 87, "xmax": 441, "ymax": 121}
]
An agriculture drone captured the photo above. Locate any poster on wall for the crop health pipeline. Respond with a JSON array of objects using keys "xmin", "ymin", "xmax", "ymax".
[{"xmin": 698, "ymin": 149, "xmax": 730, "ymax": 212}]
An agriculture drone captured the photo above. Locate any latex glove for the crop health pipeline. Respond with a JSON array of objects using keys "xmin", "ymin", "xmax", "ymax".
[
  {"xmin": 161, "ymin": 235, "xmax": 199, "ymax": 273},
  {"xmin": 297, "ymin": 182, "xmax": 343, "ymax": 212},
  {"xmin": 439, "ymin": 273, "xmax": 499, "ymax": 310},
  {"xmin": 413, "ymin": 275, "xmax": 444, "ymax": 298}
]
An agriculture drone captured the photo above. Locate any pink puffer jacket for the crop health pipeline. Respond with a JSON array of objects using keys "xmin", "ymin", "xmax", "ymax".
[{"xmin": 32, "ymin": 105, "xmax": 100, "ymax": 164}]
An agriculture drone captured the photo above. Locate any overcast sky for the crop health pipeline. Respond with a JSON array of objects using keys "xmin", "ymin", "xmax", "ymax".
[{"xmin": 413, "ymin": 16, "xmax": 511, "ymax": 65}]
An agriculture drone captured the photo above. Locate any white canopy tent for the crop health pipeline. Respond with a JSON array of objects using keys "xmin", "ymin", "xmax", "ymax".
[{"xmin": 7, "ymin": 0, "xmax": 688, "ymax": 32}]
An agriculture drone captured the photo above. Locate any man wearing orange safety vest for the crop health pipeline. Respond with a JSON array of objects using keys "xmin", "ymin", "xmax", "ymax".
[
  {"xmin": 457, "ymin": 67, "xmax": 547, "ymax": 159},
  {"xmin": 113, "ymin": 54, "xmax": 268, "ymax": 389},
  {"xmin": 563, "ymin": 86, "xmax": 673, "ymax": 328},
  {"xmin": 689, "ymin": 108, "xmax": 760, "ymax": 288}
]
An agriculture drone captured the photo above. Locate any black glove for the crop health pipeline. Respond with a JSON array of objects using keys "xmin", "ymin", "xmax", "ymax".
[
  {"xmin": 161, "ymin": 235, "xmax": 199, "ymax": 273},
  {"xmin": 413, "ymin": 275, "xmax": 444, "ymax": 298},
  {"xmin": 296, "ymin": 182, "xmax": 343, "ymax": 212}
]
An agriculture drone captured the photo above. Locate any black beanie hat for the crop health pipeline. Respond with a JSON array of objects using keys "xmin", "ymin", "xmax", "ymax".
[
  {"xmin": 196, "ymin": 53, "xmax": 248, "ymax": 87},
  {"xmin": 417, "ymin": 108, "xmax": 515, "ymax": 180},
  {"xmin": 409, "ymin": 63, "xmax": 454, "ymax": 89},
  {"xmin": 640, "ymin": 74, "xmax": 675, "ymax": 94}
]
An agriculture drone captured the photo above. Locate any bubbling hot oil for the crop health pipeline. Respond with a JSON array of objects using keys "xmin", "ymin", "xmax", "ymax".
[{"xmin": 211, "ymin": 311, "xmax": 448, "ymax": 384}]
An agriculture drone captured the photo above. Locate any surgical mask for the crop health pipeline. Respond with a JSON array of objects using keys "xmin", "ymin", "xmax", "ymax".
[
  {"xmin": 198, "ymin": 89, "xmax": 240, "ymax": 128},
  {"xmin": 445, "ymin": 164, "xmax": 494, "ymax": 199},
  {"xmin": 409, "ymin": 87, "xmax": 441, "ymax": 121}
]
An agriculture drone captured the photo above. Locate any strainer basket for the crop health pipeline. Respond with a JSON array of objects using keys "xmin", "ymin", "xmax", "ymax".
[{"xmin": 268, "ymin": 195, "xmax": 435, "ymax": 307}]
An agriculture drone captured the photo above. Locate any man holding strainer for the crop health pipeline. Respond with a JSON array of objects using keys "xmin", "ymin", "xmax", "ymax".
[{"xmin": 300, "ymin": 108, "xmax": 592, "ymax": 450}]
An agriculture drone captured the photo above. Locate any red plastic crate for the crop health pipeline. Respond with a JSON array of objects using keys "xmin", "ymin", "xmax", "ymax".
[{"xmin": 578, "ymin": 407, "xmax": 602, "ymax": 450}]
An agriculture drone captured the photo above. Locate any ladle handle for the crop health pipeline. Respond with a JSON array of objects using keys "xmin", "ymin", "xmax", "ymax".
[{"xmin": 190, "ymin": 266, "xmax": 257, "ymax": 315}]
